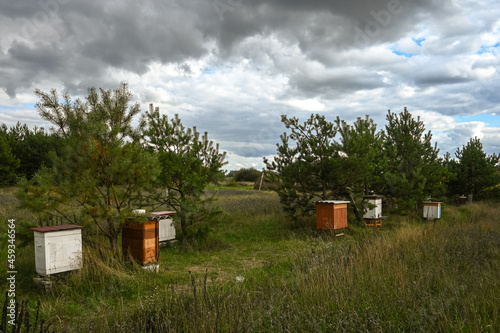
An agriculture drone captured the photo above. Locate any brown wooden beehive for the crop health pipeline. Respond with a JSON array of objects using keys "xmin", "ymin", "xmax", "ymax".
[
  {"xmin": 122, "ymin": 220, "xmax": 159, "ymax": 265},
  {"xmin": 316, "ymin": 201, "xmax": 349, "ymax": 230}
]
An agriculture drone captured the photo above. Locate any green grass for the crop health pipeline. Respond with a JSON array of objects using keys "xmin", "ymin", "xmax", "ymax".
[{"xmin": 1, "ymin": 188, "xmax": 500, "ymax": 332}]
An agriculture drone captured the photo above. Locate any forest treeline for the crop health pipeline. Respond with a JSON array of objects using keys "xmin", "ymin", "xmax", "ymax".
[
  {"xmin": 1, "ymin": 101, "xmax": 499, "ymax": 217},
  {"xmin": 264, "ymin": 110, "xmax": 500, "ymax": 220},
  {"xmin": 0, "ymin": 122, "xmax": 64, "ymax": 185}
]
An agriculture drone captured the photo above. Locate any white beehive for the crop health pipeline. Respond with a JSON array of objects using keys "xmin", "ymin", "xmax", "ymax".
[
  {"xmin": 152, "ymin": 211, "xmax": 176, "ymax": 242},
  {"xmin": 30, "ymin": 225, "xmax": 83, "ymax": 276},
  {"xmin": 363, "ymin": 195, "xmax": 383, "ymax": 219},
  {"xmin": 423, "ymin": 201, "xmax": 442, "ymax": 219}
]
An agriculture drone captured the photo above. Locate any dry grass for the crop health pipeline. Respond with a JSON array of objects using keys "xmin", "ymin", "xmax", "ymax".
[{"xmin": 1, "ymin": 188, "xmax": 499, "ymax": 332}]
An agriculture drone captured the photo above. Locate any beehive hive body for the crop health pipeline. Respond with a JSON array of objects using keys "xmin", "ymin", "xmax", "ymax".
[
  {"xmin": 423, "ymin": 201, "xmax": 442, "ymax": 219},
  {"xmin": 158, "ymin": 217, "xmax": 175, "ymax": 242},
  {"xmin": 122, "ymin": 220, "xmax": 159, "ymax": 265},
  {"xmin": 363, "ymin": 195, "xmax": 383, "ymax": 219},
  {"xmin": 30, "ymin": 225, "xmax": 83, "ymax": 276},
  {"xmin": 363, "ymin": 195, "xmax": 383, "ymax": 228},
  {"xmin": 316, "ymin": 201, "xmax": 349, "ymax": 230},
  {"xmin": 152, "ymin": 211, "xmax": 176, "ymax": 242}
]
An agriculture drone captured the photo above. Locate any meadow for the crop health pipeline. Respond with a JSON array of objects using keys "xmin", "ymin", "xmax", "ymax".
[{"xmin": 1, "ymin": 187, "xmax": 499, "ymax": 332}]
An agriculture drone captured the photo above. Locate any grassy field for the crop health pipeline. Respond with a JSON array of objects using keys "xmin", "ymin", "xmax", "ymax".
[{"xmin": 1, "ymin": 187, "xmax": 500, "ymax": 332}]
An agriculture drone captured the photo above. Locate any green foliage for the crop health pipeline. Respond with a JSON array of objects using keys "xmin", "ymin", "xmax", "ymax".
[
  {"xmin": 143, "ymin": 105, "xmax": 227, "ymax": 236},
  {"xmin": 266, "ymin": 114, "xmax": 387, "ymax": 222},
  {"xmin": 264, "ymin": 114, "xmax": 345, "ymax": 220},
  {"xmin": 0, "ymin": 133, "xmax": 20, "ymax": 186},
  {"xmin": 447, "ymin": 137, "xmax": 500, "ymax": 201},
  {"xmin": 383, "ymin": 108, "xmax": 447, "ymax": 212},
  {"xmin": 16, "ymin": 83, "xmax": 159, "ymax": 250},
  {"xmin": 1, "ymin": 122, "xmax": 63, "ymax": 180},
  {"xmin": 232, "ymin": 168, "xmax": 262, "ymax": 182},
  {"xmin": 336, "ymin": 115, "xmax": 386, "ymax": 221}
]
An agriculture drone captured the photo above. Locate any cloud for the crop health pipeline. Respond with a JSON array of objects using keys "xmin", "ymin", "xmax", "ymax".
[{"xmin": 1, "ymin": 0, "xmax": 500, "ymax": 169}]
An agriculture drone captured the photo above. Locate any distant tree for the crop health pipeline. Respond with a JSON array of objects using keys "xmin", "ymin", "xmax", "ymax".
[
  {"xmin": 383, "ymin": 108, "xmax": 447, "ymax": 212},
  {"xmin": 17, "ymin": 83, "xmax": 159, "ymax": 251},
  {"xmin": 143, "ymin": 105, "xmax": 227, "ymax": 236},
  {"xmin": 448, "ymin": 137, "xmax": 500, "ymax": 202},
  {"xmin": 226, "ymin": 170, "xmax": 237, "ymax": 178},
  {"xmin": 3, "ymin": 122, "xmax": 63, "ymax": 180},
  {"xmin": 234, "ymin": 168, "xmax": 262, "ymax": 182},
  {"xmin": 0, "ymin": 132, "xmax": 20, "ymax": 186},
  {"xmin": 264, "ymin": 114, "xmax": 347, "ymax": 220}
]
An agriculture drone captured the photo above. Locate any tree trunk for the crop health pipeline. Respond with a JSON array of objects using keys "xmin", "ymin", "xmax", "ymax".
[
  {"xmin": 110, "ymin": 235, "xmax": 118, "ymax": 253},
  {"xmin": 180, "ymin": 204, "xmax": 187, "ymax": 235},
  {"xmin": 346, "ymin": 190, "xmax": 363, "ymax": 224}
]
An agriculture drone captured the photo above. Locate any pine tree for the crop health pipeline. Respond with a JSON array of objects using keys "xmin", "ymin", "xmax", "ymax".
[
  {"xmin": 383, "ymin": 108, "xmax": 447, "ymax": 212},
  {"xmin": 336, "ymin": 115, "xmax": 386, "ymax": 221},
  {"xmin": 17, "ymin": 83, "xmax": 159, "ymax": 251},
  {"xmin": 4, "ymin": 122, "xmax": 63, "ymax": 180},
  {"xmin": 0, "ymin": 133, "xmax": 20, "ymax": 186},
  {"xmin": 264, "ymin": 114, "xmax": 346, "ymax": 220},
  {"xmin": 143, "ymin": 105, "xmax": 226, "ymax": 236},
  {"xmin": 448, "ymin": 137, "xmax": 500, "ymax": 202}
]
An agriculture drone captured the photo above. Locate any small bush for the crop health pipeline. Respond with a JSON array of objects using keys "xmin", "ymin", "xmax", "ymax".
[{"xmin": 233, "ymin": 168, "xmax": 261, "ymax": 182}]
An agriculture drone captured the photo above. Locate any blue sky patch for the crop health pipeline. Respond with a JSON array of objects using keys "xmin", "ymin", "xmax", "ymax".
[
  {"xmin": 0, "ymin": 103, "xmax": 36, "ymax": 110},
  {"xmin": 453, "ymin": 113, "xmax": 500, "ymax": 127},
  {"xmin": 412, "ymin": 37, "xmax": 425, "ymax": 46},
  {"xmin": 392, "ymin": 49, "xmax": 416, "ymax": 58},
  {"xmin": 476, "ymin": 43, "xmax": 500, "ymax": 55}
]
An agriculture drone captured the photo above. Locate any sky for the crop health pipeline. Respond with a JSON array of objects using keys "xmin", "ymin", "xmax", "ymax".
[{"xmin": 1, "ymin": 0, "xmax": 499, "ymax": 171}]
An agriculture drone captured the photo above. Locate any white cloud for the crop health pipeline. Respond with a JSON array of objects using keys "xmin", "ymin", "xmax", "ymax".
[{"xmin": 282, "ymin": 98, "xmax": 326, "ymax": 111}]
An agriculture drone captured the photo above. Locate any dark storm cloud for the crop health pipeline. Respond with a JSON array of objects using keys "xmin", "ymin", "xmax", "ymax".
[
  {"xmin": 0, "ymin": 0, "xmax": 215, "ymax": 96},
  {"xmin": 1, "ymin": 0, "xmax": 499, "ymax": 168},
  {"xmin": 0, "ymin": 0, "xmax": 457, "ymax": 97}
]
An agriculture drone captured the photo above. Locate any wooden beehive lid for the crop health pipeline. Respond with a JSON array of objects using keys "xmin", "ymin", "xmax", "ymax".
[
  {"xmin": 316, "ymin": 200, "xmax": 350, "ymax": 204},
  {"xmin": 422, "ymin": 201, "xmax": 442, "ymax": 204},
  {"xmin": 30, "ymin": 225, "xmax": 84, "ymax": 233},
  {"xmin": 151, "ymin": 211, "xmax": 176, "ymax": 216}
]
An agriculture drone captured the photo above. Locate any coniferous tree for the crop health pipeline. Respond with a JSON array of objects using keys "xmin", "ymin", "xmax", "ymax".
[
  {"xmin": 0, "ymin": 132, "xmax": 20, "ymax": 186},
  {"xmin": 17, "ymin": 83, "xmax": 159, "ymax": 251},
  {"xmin": 336, "ymin": 115, "xmax": 386, "ymax": 221},
  {"xmin": 383, "ymin": 108, "xmax": 447, "ymax": 212},
  {"xmin": 448, "ymin": 137, "xmax": 500, "ymax": 202},
  {"xmin": 264, "ymin": 114, "xmax": 346, "ymax": 220},
  {"xmin": 143, "ymin": 105, "xmax": 226, "ymax": 236},
  {"xmin": 3, "ymin": 122, "xmax": 62, "ymax": 180}
]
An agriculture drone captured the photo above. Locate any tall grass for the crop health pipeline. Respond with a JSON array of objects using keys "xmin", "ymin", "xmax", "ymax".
[
  {"xmin": 104, "ymin": 202, "xmax": 500, "ymax": 332},
  {"xmin": 2, "ymin": 187, "xmax": 499, "ymax": 331}
]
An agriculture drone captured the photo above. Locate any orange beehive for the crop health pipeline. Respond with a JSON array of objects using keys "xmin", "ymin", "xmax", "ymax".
[
  {"xmin": 316, "ymin": 201, "xmax": 349, "ymax": 230},
  {"xmin": 122, "ymin": 220, "xmax": 159, "ymax": 265}
]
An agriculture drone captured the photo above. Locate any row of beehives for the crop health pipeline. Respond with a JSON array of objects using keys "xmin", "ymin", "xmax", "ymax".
[
  {"xmin": 30, "ymin": 198, "xmax": 443, "ymax": 277},
  {"xmin": 315, "ymin": 195, "xmax": 442, "ymax": 231},
  {"xmin": 29, "ymin": 210, "xmax": 176, "ymax": 277}
]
